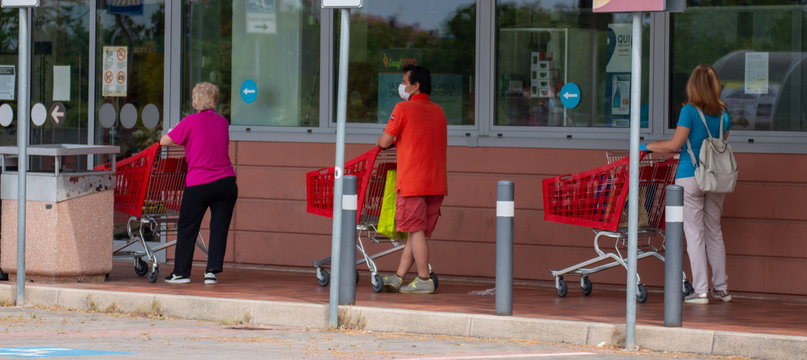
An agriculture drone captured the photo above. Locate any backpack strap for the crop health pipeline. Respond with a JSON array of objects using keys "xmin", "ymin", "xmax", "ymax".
[{"xmin": 686, "ymin": 107, "xmax": 726, "ymax": 168}]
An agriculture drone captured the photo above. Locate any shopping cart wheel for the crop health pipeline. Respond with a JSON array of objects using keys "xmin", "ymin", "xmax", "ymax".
[
  {"xmin": 556, "ymin": 277, "xmax": 568, "ymax": 297},
  {"xmin": 371, "ymin": 273, "xmax": 384, "ymax": 293},
  {"xmin": 133, "ymin": 258, "xmax": 148, "ymax": 277},
  {"xmin": 683, "ymin": 280, "xmax": 694, "ymax": 298},
  {"xmin": 636, "ymin": 283, "xmax": 648, "ymax": 303},
  {"xmin": 581, "ymin": 277, "xmax": 593, "ymax": 296},
  {"xmin": 316, "ymin": 268, "xmax": 330, "ymax": 287},
  {"xmin": 429, "ymin": 272, "xmax": 439, "ymax": 290},
  {"xmin": 147, "ymin": 264, "xmax": 159, "ymax": 283}
]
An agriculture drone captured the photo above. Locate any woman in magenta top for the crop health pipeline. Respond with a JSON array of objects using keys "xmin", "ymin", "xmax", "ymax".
[{"xmin": 160, "ymin": 82, "xmax": 237, "ymax": 284}]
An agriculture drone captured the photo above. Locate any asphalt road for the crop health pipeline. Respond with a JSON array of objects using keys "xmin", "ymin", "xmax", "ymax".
[{"xmin": 0, "ymin": 306, "xmax": 739, "ymax": 360}]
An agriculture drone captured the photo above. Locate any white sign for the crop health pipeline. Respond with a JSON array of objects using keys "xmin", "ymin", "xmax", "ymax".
[
  {"xmin": 0, "ymin": 65, "xmax": 14, "ymax": 100},
  {"xmin": 102, "ymin": 46, "xmax": 127, "ymax": 97},
  {"xmin": 321, "ymin": 0, "xmax": 362, "ymax": 8},
  {"xmin": 53, "ymin": 65, "xmax": 70, "ymax": 101},
  {"xmin": 745, "ymin": 52, "xmax": 769, "ymax": 95},
  {"xmin": 606, "ymin": 24, "xmax": 632, "ymax": 73},
  {"xmin": 1, "ymin": 0, "xmax": 40, "ymax": 7},
  {"xmin": 246, "ymin": 0, "xmax": 276, "ymax": 34}
]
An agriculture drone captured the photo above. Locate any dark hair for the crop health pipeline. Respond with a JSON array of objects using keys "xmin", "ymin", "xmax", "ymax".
[{"xmin": 402, "ymin": 65, "xmax": 431, "ymax": 95}]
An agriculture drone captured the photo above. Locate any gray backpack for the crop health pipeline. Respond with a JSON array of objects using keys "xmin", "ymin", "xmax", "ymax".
[{"xmin": 685, "ymin": 108, "xmax": 738, "ymax": 193}]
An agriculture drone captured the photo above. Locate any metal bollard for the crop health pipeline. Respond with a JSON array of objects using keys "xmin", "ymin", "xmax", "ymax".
[
  {"xmin": 664, "ymin": 185, "xmax": 684, "ymax": 327},
  {"xmin": 339, "ymin": 175, "xmax": 358, "ymax": 305},
  {"xmin": 495, "ymin": 180, "xmax": 514, "ymax": 316}
]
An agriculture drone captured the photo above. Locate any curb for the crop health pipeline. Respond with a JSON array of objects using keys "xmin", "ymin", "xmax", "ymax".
[{"xmin": 1, "ymin": 284, "xmax": 804, "ymax": 359}]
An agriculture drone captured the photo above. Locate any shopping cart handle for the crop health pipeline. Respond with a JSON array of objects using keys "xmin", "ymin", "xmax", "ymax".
[{"xmin": 557, "ymin": 174, "xmax": 574, "ymax": 180}]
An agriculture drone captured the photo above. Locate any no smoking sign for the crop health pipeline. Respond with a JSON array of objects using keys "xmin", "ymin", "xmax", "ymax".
[{"xmin": 102, "ymin": 46, "xmax": 127, "ymax": 97}]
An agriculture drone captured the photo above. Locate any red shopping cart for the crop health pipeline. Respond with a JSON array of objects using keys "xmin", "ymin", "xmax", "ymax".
[
  {"xmin": 306, "ymin": 146, "xmax": 438, "ymax": 292},
  {"xmin": 543, "ymin": 151, "xmax": 691, "ymax": 303},
  {"xmin": 98, "ymin": 143, "xmax": 207, "ymax": 282}
]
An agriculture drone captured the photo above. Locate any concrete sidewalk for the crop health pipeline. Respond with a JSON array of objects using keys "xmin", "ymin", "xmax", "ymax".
[{"xmin": 1, "ymin": 280, "xmax": 805, "ymax": 360}]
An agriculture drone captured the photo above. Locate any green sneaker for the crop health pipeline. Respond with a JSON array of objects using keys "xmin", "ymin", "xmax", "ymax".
[
  {"xmin": 399, "ymin": 276, "xmax": 435, "ymax": 294},
  {"xmin": 382, "ymin": 274, "xmax": 403, "ymax": 292}
]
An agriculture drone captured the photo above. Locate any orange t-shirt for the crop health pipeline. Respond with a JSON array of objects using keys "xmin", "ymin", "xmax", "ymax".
[{"xmin": 384, "ymin": 93, "xmax": 448, "ymax": 197}]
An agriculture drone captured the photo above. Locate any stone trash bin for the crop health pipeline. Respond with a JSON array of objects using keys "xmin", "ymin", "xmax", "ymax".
[{"xmin": 0, "ymin": 144, "xmax": 119, "ymax": 283}]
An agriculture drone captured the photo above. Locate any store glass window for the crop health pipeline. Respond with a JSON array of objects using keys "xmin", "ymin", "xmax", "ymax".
[
  {"xmin": 95, "ymin": 0, "xmax": 165, "ymax": 158},
  {"xmin": 337, "ymin": 1, "xmax": 476, "ymax": 125},
  {"xmin": 0, "ymin": 8, "xmax": 19, "ymax": 146},
  {"xmin": 496, "ymin": 1, "xmax": 649, "ymax": 128},
  {"xmin": 194, "ymin": 0, "xmax": 320, "ymax": 127},
  {"xmin": 31, "ymin": 1, "xmax": 90, "ymax": 152},
  {"xmin": 671, "ymin": 1, "xmax": 807, "ymax": 132}
]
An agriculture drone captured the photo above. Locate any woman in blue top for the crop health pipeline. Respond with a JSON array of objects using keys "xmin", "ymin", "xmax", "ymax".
[{"xmin": 645, "ymin": 65, "xmax": 732, "ymax": 305}]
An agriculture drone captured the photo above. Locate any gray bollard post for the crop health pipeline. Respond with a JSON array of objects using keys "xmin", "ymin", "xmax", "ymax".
[
  {"xmin": 339, "ymin": 175, "xmax": 357, "ymax": 305},
  {"xmin": 664, "ymin": 185, "xmax": 684, "ymax": 327},
  {"xmin": 496, "ymin": 180, "xmax": 514, "ymax": 316}
]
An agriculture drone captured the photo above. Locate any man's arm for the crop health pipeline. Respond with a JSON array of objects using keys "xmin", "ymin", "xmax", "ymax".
[
  {"xmin": 160, "ymin": 134, "xmax": 176, "ymax": 146},
  {"xmin": 377, "ymin": 132, "xmax": 394, "ymax": 149}
]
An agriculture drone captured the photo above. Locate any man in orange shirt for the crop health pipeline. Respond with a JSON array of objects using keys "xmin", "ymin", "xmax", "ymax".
[{"xmin": 377, "ymin": 65, "xmax": 447, "ymax": 294}]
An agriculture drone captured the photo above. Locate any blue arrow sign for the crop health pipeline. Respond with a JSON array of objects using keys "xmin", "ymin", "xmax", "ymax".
[
  {"xmin": 560, "ymin": 82, "xmax": 581, "ymax": 109},
  {"xmin": 240, "ymin": 80, "xmax": 258, "ymax": 104}
]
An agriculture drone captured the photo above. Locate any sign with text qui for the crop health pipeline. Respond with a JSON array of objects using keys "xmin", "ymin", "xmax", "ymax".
[
  {"xmin": 102, "ymin": 46, "xmax": 127, "ymax": 97},
  {"xmin": 593, "ymin": 0, "xmax": 685, "ymax": 13}
]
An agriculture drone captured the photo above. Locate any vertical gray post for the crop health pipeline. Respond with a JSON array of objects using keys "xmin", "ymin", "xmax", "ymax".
[
  {"xmin": 328, "ymin": 8, "xmax": 350, "ymax": 328},
  {"xmin": 495, "ymin": 180, "xmax": 514, "ymax": 316},
  {"xmin": 625, "ymin": 12, "xmax": 643, "ymax": 350},
  {"xmin": 664, "ymin": 185, "xmax": 684, "ymax": 327},
  {"xmin": 16, "ymin": 7, "xmax": 31, "ymax": 306},
  {"xmin": 339, "ymin": 175, "xmax": 357, "ymax": 305}
]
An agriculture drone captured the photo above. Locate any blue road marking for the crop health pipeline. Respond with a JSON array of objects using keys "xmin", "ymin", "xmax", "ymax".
[
  {"xmin": 560, "ymin": 82, "xmax": 581, "ymax": 109},
  {"xmin": 0, "ymin": 347, "xmax": 132, "ymax": 358}
]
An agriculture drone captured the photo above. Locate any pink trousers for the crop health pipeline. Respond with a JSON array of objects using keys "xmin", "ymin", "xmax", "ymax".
[{"xmin": 675, "ymin": 177, "xmax": 728, "ymax": 294}]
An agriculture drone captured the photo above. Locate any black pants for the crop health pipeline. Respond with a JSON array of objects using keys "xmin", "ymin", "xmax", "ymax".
[{"xmin": 172, "ymin": 176, "xmax": 238, "ymax": 277}]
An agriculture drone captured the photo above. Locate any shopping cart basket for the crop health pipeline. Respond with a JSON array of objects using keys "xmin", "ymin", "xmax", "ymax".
[
  {"xmin": 306, "ymin": 146, "xmax": 438, "ymax": 292},
  {"xmin": 543, "ymin": 151, "xmax": 692, "ymax": 303},
  {"xmin": 98, "ymin": 143, "xmax": 207, "ymax": 282}
]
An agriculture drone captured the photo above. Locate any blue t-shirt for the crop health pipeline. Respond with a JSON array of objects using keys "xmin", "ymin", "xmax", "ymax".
[{"xmin": 676, "ymin": 104, "xmax": 731, "ymax": 179}]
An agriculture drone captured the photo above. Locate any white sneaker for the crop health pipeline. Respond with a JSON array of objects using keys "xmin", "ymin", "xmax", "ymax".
[
  {"xmin": 684, "ymin": 292, "xmax": 708, "ymax": 304},
  {"xmin": 710, "ymin": 288, "xmax": 732, "ymax": 302},
  {"xmin": 204, "ymin": 272, "xmax": 217, "ymax": 284},
  {"xmin": 164, "ymin": 273, "xmax": 190, "ymax": 284}
]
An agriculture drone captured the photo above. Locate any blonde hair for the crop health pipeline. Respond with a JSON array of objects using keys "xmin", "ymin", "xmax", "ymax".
[
  {"xmin": 685, "ymin": 64, "xmax": 726, "ymax": 116},
  {"xmin": 192, "ymin": 82, "xmax": 219, "ymax": 112}
]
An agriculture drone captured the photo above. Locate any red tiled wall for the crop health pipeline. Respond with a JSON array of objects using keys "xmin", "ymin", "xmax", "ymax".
[{"xmin": 221, "ymin": 141, "xmax": 807, "ymax": 296}]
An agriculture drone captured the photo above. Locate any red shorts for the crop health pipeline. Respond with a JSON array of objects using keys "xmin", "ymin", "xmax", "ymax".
[{"xmin": 395, "ymin": 193, "xmax": 444, "ymax": 238}]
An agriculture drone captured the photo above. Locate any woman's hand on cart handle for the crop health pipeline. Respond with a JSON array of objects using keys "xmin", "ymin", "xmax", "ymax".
[{"xmin": 639, "ymin": 143, "xmax": 651, "ymax": 153}]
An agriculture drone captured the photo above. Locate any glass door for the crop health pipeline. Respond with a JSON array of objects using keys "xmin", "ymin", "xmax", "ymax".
[{"xmin": 94, "ymin": 0, "xmax": 165, "ymax": 160}]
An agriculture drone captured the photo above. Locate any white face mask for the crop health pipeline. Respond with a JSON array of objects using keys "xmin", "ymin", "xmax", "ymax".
[{"xmin": 398, "ymin": 84, "xmax": 411, "ymax": 100}]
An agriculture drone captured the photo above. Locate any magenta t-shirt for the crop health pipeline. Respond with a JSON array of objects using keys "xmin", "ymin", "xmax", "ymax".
[{"xmin": 168, "ymin": 109, "xmax": 236, "ymax": 187}]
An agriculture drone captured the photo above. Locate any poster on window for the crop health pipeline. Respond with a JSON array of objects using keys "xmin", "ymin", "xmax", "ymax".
[
  {"xmin": 246, "ymin": 0, "xmax": 276, "ymax": 34},
  {"xmin": 744, "ymin": 52, "xmax": 769, "ymax": 95},
  {"xmin": 0, "ymin": 65, "xmax": 14, "ymax": 101},
  {"xmin": 610, "ymin": 74, "xmax": 630, "ymax": 115},
  {"xmin": 606, "ymin": 24, "xmax": 631, "ymax": 73},
  {"xmin": 102, "ymin": 46, "xmax": 127, "ymax": 97}
]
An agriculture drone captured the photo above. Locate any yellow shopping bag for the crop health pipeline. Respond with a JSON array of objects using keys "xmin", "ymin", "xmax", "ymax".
[{"xmin": 377, "ymin": 170, "xmax": 406, "ymax": 240}]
